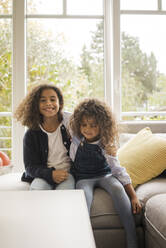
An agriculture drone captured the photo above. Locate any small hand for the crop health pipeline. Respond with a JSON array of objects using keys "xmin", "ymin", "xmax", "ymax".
[
  {"xmin": 52, "ymin": 170, "xmax": 68, "ymax": 184},
  {"xmin": 131, "ymin": 197, "xmax": 142, "ymax": 214}
]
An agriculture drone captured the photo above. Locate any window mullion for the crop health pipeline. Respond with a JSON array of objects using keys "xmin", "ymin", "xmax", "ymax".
[
  {"xmin": 12, "ymin": 0, "xmax": 26, "ymax": 172},
  {"xmin": 112, "ymin": 0, "xmax": 121, "ymax": 121},
  {"xmin": 158, "ymin": 0, "xmax": 162, "ymax": 10},
  {"xmin": 104, "ymin": 0, "xmax": 112, "ymax": 107},
  {"xmin": 63, "ymin": 0, "xmax": 67, "ymax": 15}
]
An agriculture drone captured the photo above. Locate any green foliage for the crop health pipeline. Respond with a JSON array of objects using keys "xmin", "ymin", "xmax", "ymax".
[
  {"xmin": 80, "ymin": 21, "xmax": 104, "ymax": 99},
  {"xmin": 80, "ymin": 22, "xmax": 166, "ymax": 116},
  {"xmin": 0, "ymin": 19, "xmax": 12, "ymax": 112},
  {"xmin": 0, "ymin": 0, "xmax": 11, "ymax": 14},
  {"xmin": 80, "ymin": 45, "xmax": 92, "ymax": 80},
  {"xmin": 148, "ymin": 73, "xmax": 166, "ymax": 110},
  {"xmin": 0, "ymin": 15, "xmax": 12, "ymax": 157},
  {"xmin": 121, "ymin": 31, "xmax": 166, "ymax": 114},
  {"xmin": 90, "ymin": 21, "xmax": 104, "ymax": 63},
  {"xmin": 122, "ymin": 32, "xmax": 158, "ymax": 110},
  {"xmin": 27, "ymin": 20, "xmax": 91, "ymax": 111},
  {"xmin": 121, "ymin": 71, "xmax": 145, "ymax": 112}
]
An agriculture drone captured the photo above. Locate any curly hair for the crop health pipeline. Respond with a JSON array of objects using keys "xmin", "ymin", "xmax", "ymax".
[
  {"xmin": 14, "ymin": 83, "xmax": 64, "ymax": 130},
  {"xmin": 69, "ymin": 98, "xmax": 119, "ymax": 153}
]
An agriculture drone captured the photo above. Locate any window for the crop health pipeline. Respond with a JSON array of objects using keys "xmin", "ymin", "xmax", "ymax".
[
  {"xmin": 26, "ymin": 0, "xmax": 104, "ymax": 110},
  {"xmin": 121, "ymin": 0, "xmax": 157, "ymax": 10},
  {"xmin": 0, "ymin": 0, "xmax": 12, "ymax": 159},
  {"xmin": 1, "ymin": 0, "xmax": 166, "ymax": 172},
  {"xmin": 1, "ymin": 0, "xmax": 106, "ymax": 171},
  {"xmin": 120, "ymin": 0, "xmax": 166, "ymax": 124}
]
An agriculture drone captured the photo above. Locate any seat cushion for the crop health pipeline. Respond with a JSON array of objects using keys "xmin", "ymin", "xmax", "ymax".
[
  {"xmin": 91, "ymin": 177, "xmax": 166, "ymax": 229},
  {"xmin": 90, "ymin": 188, "xmax": 142, "ymax": 229},
  {"xmin": 145, "ymin": 194, "xmax": 166, "ymax": 248},
  {"xmin": 0, "ymin": 173, "xmax": 29, "ymax": 190},
  {"xmin": 135, "ymin": 177, "xmax": 166, "ymax": 206}
]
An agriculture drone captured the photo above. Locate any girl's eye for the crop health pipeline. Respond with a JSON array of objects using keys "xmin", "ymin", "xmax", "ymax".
[
  {"xmin": 91, "ymin": 125, "xmax": 97, "ymax": 128},
  {"xmin": 40, "ymin": 98, "xmax": 57, "ymax": 102}
]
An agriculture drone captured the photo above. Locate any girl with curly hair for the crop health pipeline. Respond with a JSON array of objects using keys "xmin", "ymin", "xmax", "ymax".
[
  {"xmin": 14, "ymin": 83, "xmax": 75, "ymax": 190},
  {"xmin": 69, "ymin": 98, "xmax": 141, "ymax": 248}
]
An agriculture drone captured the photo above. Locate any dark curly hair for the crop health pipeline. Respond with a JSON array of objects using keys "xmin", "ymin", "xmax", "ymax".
[
  {"xmin": 69, "ymin": 98, "xmax": 119, "ymax": 153},
  {"xmin": 14, "ymin": 83, "xmax": 64, "ymax": 129}
]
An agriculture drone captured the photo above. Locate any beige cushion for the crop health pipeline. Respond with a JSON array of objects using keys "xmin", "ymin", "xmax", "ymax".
[
  {"xmin": 145, "ymin": 194, "xmax": 166, "ymax": 247},
  {"xmin": 90, "ymin": 188, "xmax": 142, "ymax": 229},
  {"xmin": 0, "ymin": 164, "xmax": 13, "ymax": 176},
  {"xmin": 135, "ymin": 177, "xmax": 166, "ymax": 206},
  {"xmin": 118, "ymin": 127, "xmax": 166, "ymax": 188}
]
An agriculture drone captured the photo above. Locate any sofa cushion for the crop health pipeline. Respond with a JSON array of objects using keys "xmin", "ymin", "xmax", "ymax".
[
  {"xmin": 135, "ymin": 177, "xmax": 166, "ymax": 206},
  {"xmin": 145, "ymin": 194, "xmax": 166, "ymax": 248},
  {"xmin": 90, "ymin": 188, "xmax": 142, "ymax": 229},
  {"xmin": 0, "ymin": 173, "xmax": 29, "ymax": 190},
  {"xmin": 0, "ymin": 164, "xmax": 13, "ymax": 176},
  {"xmin": 118, "ymin": 127, "xmax": 166, "ymax": 188}
]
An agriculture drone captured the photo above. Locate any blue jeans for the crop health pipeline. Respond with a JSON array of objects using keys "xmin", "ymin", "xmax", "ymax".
[
  {"xmin": 30, "ymin": 173, "xmax": 75, "ymax": 190},
  {"xmin": 76, "ymin": 174, "xmax": 138, "ymax": 248}
]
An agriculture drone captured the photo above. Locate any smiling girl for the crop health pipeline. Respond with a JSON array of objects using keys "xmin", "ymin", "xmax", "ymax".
[{"xmin": 14, "ymin": 83, "xmax": 74, "ymax": 190}]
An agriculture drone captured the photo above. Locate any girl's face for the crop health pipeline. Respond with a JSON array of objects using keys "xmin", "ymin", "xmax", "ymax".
[
  {"xmin": 80, "ymin": 116, "xmax": 100, "ymax": 142},
  {"xmin": 39, "ymin": 89, "xmax": 60, "ymax": 119}
]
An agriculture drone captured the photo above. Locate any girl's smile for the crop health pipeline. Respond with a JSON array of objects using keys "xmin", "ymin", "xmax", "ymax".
[{"xmin": 80, "ymin": 116, "xmax": 100, "ymax": 142}]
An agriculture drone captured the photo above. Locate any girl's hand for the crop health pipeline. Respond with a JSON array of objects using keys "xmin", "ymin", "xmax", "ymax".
[
  {"xmin": 124, "ymin": 184, "xmax": 142, "ymax": 214},
  {"xmin": 52, "ymin": 170, "xmax": 68, "ymax": 184},
  {"xmin": 131, "ymin": 197, "xmax": 142, "ymax": 214}
]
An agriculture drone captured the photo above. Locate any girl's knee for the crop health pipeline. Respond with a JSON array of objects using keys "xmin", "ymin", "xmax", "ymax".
[
  {"xmin": 66, "ymin": 173, "xmax": 75, "ymax": 189},
  {"xmin": 105, "ymin": 176, "xmax": 125, "ymax": 193},
  {"xmin": 76, "ymin": 180, "xmax": 86, "ymax": 189},
  {"xmin": 76, "ymin": 179, "xmax": 91, "ymax": 190},
  {"xmin": 30, "ymin": 178, "xmax": 52, "ymax": 190}
]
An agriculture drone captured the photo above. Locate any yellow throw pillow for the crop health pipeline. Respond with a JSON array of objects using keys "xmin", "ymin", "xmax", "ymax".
[{"xmin": 118, "ymin": 127, "xmax": 166, "ymax": 188}]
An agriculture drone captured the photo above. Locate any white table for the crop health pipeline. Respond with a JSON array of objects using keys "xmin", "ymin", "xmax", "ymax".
[{"xmin": 0, "ymin": 190, "xmax": 96, "ymax": 248}]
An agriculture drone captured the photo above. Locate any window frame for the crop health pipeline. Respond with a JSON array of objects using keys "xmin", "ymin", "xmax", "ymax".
[
  {"xmin": 0, "ymin": 8, "xmax": 12, "ymax": 157},
  {"xmin": 12, "ymin": 0, "xmax": 26, "ymax": 172}
]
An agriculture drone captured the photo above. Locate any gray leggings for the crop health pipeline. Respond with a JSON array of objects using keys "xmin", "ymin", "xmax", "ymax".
[{"xmin": 76, "ymin": 175, "xmax": 138, "ymax": 248}]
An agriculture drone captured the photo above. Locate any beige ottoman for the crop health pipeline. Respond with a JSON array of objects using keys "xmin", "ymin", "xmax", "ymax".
[{"xmin": 145, "ymin": 194, "xmax": 166, "ymax": 248}]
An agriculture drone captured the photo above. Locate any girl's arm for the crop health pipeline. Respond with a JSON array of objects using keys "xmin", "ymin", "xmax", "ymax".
[
  {"xmin": 23, "ymin": 130, "xmax": 55, "ymax": 185},
  {"xmin": 124, "ymin": 184, "xmax": 142, "ymax": 214},
  {"xmin": 104, "ymin": 153, "xmax": 132, "ymax": 185},
  {"xmin": 69, "ymin": 136, "xmax": 80, "ymax": 162},
  {"xmin": 104, "ymin": 151, "xmax": 142, "ymax": 213}
]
